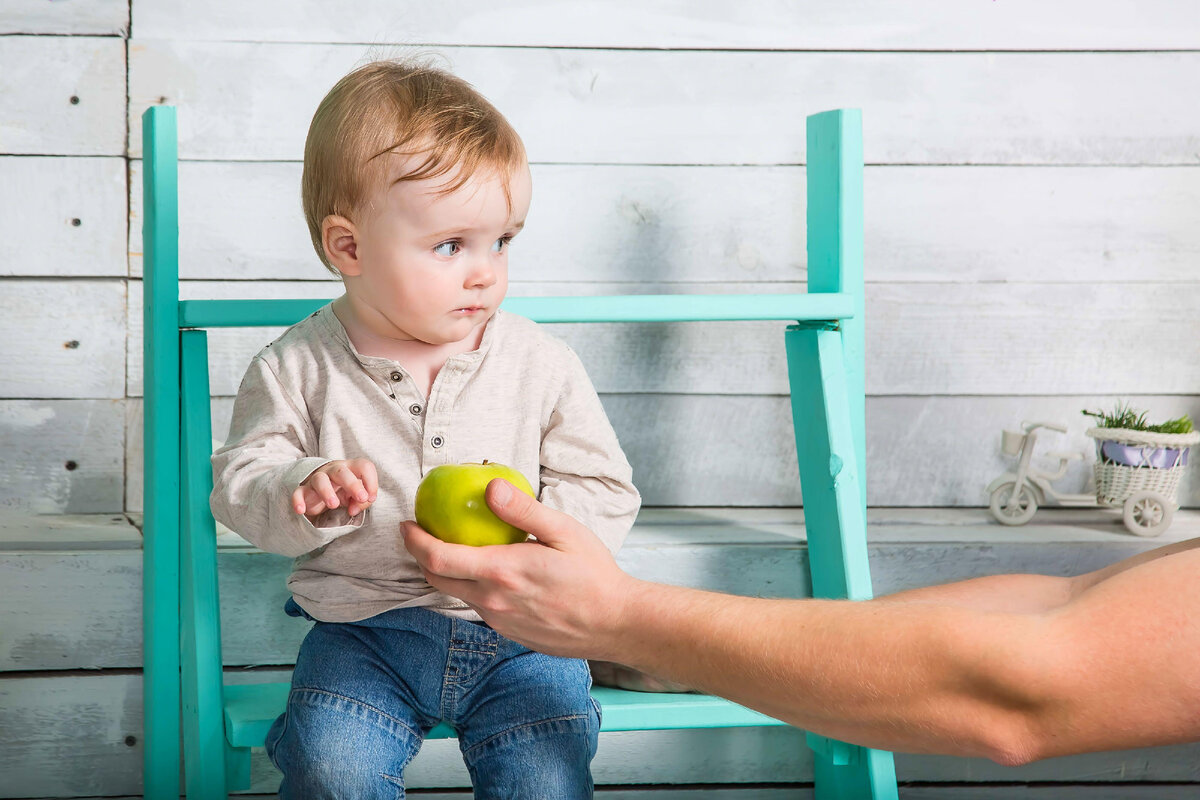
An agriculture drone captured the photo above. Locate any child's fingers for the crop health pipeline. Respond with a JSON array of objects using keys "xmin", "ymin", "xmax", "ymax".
[
  {"xmin": 303, "ymin": 486, "xmax": 329, "ymax": 515},
  {"xmin": 354, "ymin": 459, "xmax": 379, "ymax": 502},
  {"xmin": 293, "ymin": 485, "xmax": 328, "ymax": 517},
  {"xmin": 291, "ymin": 486, "xmax": 307, "ymax": 514},
  {"xmin": 330, "ymin": 463, "xmax": 369, "ymax": 504},
  {"xmin": 309, "ymin": 471, "xmax": 340, "ymax": 509}
]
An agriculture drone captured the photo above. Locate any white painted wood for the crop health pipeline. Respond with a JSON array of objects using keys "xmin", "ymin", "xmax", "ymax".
[
  {"xmin": 0, "ymin": 671, "xmax": 815, "ymax": 793},
  {"xmin": 129, "ymin": 161, "xmax": 1200, "ymax": 284},
  {"xmin": 123, "ymin": 393, "xmax": 1200, "ymax": 512},
  {"xmin": 0, "ymin": 281, "xmax": 126, "ymax": 399},
  {"xmin": 0, "ymin": 157, "xmax": 127, "ymax": 277},
  {"xmin": 123, "ymin": 279, "xmax": 1200, "ymax": 399},
  {"xmin": 130, "ymin": 0, "xmax": 1200, "ymax": 50},
  {"xmin": 868, "ymin": 282, "xmax": 1198, "ymax": 395},
  {"xmin": 1, "ymin": 0, "xmax": 128, "ymax": 35},
  {"xmin": 0, "ymin": 36, "xmax": 126, "ymax": 156},
  {"xmin": 3, "ymin": 667, "xmax": 1200, "ymax": 795},
  {"xmin": 0, "ymin": 550, "xmax": 145, "ymax": 669},
  {"xmin": 0, "ymin": 400, "xmax": 125, "ymax": 514},
  {"xmin": 6, "ymin": 507, "xmax": 1192, "ymax": 670},
  {"xmin": 0, "ymin": 510, "xmax": 137, "ymax": 550},
  {"xmin": 127, "ymin": 42, "xmax": 1200, "ymax": 165}
]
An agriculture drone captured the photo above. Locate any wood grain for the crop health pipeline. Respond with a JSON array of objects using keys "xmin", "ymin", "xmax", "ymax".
[
  {"xmin": 0, "ymin": 400, "xmax": 124, "ymax": 514},
  {"xmin": 5, "ymin": 506, "xmax": 1189, "ymax": 671},
  {"xmin": 3, "ymin": 636, "xmax": 1200, "ymax": 794},
  {"xmin": 127, "ymin": 42, "xmax": 1200, "ymax": 164},
  {"xmin": 0, "ymin": 37, "xmax": 125, "ymax": 156},
  {"xmin": 128, "ymin": 161, "xmax": 1200, "ymax": 284},
  {"xmin": 129, "ymin": 0, "xmax": 1200, "ymax": 50},
  {"xmin": 119, "ymin": 394, "xmax": 1200, "ymax": 512},
  {"xmin": 1, "ymin": 157, "xmax": 127, "ymax": 277},
  {"xmin": 121, "ymin": 280, "xmax": 1199, "ymax": 398},
  {"xmin": 0, "ymin": 281, "xmax": 126, "ymax": 400},
  {"xmin": 1, "ymin": 0, "xmax": 128, "ymax": 35}
]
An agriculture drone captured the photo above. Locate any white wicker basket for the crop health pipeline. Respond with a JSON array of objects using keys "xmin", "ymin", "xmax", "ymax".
[{"xmin": 1085, "ymin": 427, "xmax": 1200, "ymax": 507}]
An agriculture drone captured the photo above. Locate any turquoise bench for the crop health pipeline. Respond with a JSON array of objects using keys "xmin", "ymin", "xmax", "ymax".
[{"xmin": 141, "ymin": 104, "xmax": 900, "ymax": 799}]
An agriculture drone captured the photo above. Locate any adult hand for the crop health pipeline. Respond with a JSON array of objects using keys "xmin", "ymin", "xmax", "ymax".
[
  {"xmin": 293, "ymin": 458, "xmax": 378, "ymax": 518},
  {"xmin": 402, "ymin": 479, "xmax": 639, "ymax": 660}
]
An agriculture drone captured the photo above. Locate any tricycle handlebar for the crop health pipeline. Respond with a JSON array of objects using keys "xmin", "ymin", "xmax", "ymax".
[{"xmin": 1022, "ymin": 420, "xmax": 1068, "ymax": 434}]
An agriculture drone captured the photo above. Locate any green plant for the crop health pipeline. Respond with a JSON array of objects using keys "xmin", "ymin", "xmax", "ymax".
[{"xmin": 1081, "ymin": 402, "xmax": 1194, "ymax": 434}]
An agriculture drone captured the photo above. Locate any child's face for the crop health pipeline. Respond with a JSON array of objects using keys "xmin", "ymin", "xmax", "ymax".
[{"xmin": 337, "ymin": 159, "xmax": 532, "ymax": 346}]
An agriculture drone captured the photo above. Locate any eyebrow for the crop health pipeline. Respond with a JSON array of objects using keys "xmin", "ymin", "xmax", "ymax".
[{"xmin": 428, "ymin": 219, "xmax": 525, "ymax": 240}]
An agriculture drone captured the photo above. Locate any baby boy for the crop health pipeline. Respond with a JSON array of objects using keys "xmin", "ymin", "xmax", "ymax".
[{"xmin": 211, "ymin": 59, "xmax": 641, "ymax": 798}]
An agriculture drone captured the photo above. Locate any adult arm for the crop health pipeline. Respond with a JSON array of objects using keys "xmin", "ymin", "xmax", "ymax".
[
  {"xmin": 879, "ymin": 536, "xmax": 1200, "ymax": 613},
  {"xmin": 403, "ymin": 482, "xmax": 1200, "ymax": 765}
]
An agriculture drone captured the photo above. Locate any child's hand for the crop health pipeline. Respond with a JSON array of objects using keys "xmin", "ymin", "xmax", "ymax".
[{"xmin": 293, "ymin": 459, "xmax": 379, "ymax": 519}]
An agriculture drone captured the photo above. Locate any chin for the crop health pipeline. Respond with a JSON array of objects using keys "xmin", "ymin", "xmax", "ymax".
[{"xmin": 425, "ymin": 321, "xmax": 486, "ymax": 347}]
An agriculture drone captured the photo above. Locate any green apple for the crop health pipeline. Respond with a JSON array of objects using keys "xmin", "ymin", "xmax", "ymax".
[{"xmin": 414, "ymin": 460, "xmax": 536, "ymax": 546}]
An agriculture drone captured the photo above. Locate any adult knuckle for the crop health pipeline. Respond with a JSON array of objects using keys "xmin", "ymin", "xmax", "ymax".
[{"xmin": 425, "ymin": 552, "xmax": 449, "ymax": 575}]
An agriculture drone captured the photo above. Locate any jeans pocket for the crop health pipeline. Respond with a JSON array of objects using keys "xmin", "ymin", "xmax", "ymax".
[
  {"xmin": 588, "ymin": 693, "xmax": 603, "ymax": 730},
  {"xmin": 263, "ymin": 707, "xmax": 290, "ymax": 772}
]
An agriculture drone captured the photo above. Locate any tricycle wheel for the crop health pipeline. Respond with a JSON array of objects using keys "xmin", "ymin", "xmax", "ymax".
[
  {"xmin": 1122, "ymin": 491, "xmax": 1174, "ymax": 537},
  {"xmin": 989, "ymin": 480, "xmax": 1038, "ymax": 526}
]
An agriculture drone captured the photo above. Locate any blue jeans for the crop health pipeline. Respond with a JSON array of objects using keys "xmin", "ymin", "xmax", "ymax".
[{"xmin": 265, "ymin": 599, "xmax": 600, "ymax": 799}]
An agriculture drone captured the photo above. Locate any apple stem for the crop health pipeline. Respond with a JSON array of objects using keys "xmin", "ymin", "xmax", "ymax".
[{"xmin": 483, "ymin": 459, "xmax": 489, "ymax": 465}]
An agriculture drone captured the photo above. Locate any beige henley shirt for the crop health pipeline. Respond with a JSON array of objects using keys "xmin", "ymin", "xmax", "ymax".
[{"xmin": 210, "ymin": 304, "xmax": 641, "ymax": 623}]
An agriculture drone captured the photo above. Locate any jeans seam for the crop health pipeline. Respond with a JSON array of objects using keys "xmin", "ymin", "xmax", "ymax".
[
  {"xmin": 266, "ymin": 707, "xmax": 291, "ymax": 772},
  {"xmin": 461, "ymin": 712, "xmax": 593, "ymax": 760},
  {"xmin": 589, "ymin": 695, "xmax": 603, "ymax": 727},
  {"xmin": 289, "ymin": 686, "xmax": 425, "ymax": 743}
]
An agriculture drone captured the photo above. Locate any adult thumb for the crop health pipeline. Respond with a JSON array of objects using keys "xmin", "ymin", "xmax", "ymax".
[{"xmin": 485, "ymin": 478, "xmax": 577, "ymax": 549}]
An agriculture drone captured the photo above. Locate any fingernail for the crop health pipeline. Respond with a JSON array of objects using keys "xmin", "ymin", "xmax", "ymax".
[{"xmin": 492, "ymin": 480, "xmax": 512, "ymax": 505}]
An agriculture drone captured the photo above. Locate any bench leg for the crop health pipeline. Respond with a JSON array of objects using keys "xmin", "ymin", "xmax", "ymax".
[
  {"xmin": 786, "ymin": 324, "xmax": 899, "ymax": 800},
  {"xmin": 226, "ymin": 742, "xmax": 251, "ymax": 791},
  {"xmin": 180, "ymin": 330, "xmax": 231, "ymax": 799}
]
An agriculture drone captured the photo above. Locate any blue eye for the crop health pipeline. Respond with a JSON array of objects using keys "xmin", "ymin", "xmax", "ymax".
[
  {"xmin": 492, "ymin": 236, "xmax": 513, "ymax": 253},
  {"xmin": 433, "ymin": 241, "xmax": 460, "ymax": 257}
]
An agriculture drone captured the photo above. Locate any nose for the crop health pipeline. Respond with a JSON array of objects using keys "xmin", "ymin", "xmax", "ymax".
[{"xmin": 465, "ymin": 253, "xmax": 498, "ymax": 289}]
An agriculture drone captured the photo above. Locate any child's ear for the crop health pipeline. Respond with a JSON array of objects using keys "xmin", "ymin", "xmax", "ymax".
[{"xmin": 322, "ymin": 215, "xmax": 361, "ymax": 277}]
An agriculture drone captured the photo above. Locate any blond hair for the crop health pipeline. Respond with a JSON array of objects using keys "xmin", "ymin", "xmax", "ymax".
[{"xmin": 301, "ymin": 59, "xmax": 527, "ymax": 274}]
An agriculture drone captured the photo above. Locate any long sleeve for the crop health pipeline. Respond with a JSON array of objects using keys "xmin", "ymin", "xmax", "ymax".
[
  {"xmin": 210, "ymin": 354, "xmax": 364, "ymax": 558},
  {"xmin": 537, "ymin": 346, "xmax": 641, "ymax": 555}
]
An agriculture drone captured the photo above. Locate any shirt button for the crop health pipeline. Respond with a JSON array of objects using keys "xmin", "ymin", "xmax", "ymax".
[
  {"xmin": 410, "ymin": 403, "xmax": 422, "ymax": 415},
  {"xmin": 390, "ymin": 371, "xmax": 403, "ymax": 382},
  {"xmin": 431, "ymin": 435, "xmax": 444, "ymax": 448}
]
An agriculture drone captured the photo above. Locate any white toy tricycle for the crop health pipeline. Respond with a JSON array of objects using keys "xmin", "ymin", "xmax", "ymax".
[{"xmin": 987, "ymin": 420, "xmax": 1198, "ymax": 536}]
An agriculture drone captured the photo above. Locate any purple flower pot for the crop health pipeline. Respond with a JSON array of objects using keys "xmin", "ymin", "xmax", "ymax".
[{"xmin": 1100, "ymin": 441, "xmax": 1189, "ymax": 469}]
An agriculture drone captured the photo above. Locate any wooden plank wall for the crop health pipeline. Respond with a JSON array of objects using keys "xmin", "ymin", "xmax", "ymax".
[
  {"xmin": 1, "ymin": 2, "xmax": 1198, "ymax": 514},
  {"xmin": 4, "ymin": 510, "xmax": 1200, "ymax": 796},
  {"xmin": 3, "ymin": 2, "xmax": 1198, "ymax": 514},
  {"xmin": 3, "ymin": 2, "xmax": 1200, "ymax": 797}
]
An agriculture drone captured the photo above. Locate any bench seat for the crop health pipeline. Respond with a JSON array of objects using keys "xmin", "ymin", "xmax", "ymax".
[{"xmin": 223, "ymin": 682, "xmax": 786, "ymax": 749}]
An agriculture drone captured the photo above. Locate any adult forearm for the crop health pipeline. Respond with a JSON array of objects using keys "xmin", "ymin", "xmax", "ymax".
[
  {"xmin": 604, "ymin": 579, "xmax": 1044, "ymax": 761},
  {"xmin": 877, "ymin": 572, "xmax": 1077, "ymax": 614}
]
